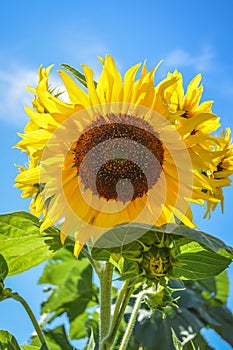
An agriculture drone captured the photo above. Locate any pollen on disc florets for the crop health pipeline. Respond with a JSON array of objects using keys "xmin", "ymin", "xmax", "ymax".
[{"xmin": 73, "ymin": 113, "xmax": 164, "ymax": 202}]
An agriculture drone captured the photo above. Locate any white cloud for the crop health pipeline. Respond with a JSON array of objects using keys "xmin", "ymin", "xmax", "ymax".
[
  {"xmin": 164, "ymin": 47, "xmax": 215, "ymax": 72},
  {"xmin": 0, "ymin": 66, "xmax": 71, "ymax": 127},
  {"xmin": 0, "ymin": 66, "xmax": 38, "ymax": 126}
]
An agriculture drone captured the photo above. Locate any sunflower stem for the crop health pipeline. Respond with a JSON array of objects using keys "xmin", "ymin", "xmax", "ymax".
[
  {"xmin": 103, "ymin": 280, "xmax": 136, "ymax": 349},
  {"xmin": 110, "ymin": 279, "xmax": 131, "ymax": 329},
  {"xmin": 119, "ymin": 290, "xmax": 148, "ymax": 350},
  {"xmin": 82, "ymin": 246, "xmax": 102, "ymax": 277},
  {"xmin": 99, "ymin": 261, "xmax": 114, "ymax": 350},
  {"xmin": 9, "ymin": 291, "xmax": 48, "ymax": 348}
]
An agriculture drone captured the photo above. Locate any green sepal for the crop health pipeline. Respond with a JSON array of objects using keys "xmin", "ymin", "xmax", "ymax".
[
  {"xmin": 61, "ymin": 64, "xmax": 97, "ymax": 88},
  {"xmin": 144, "ymin": 285, "xmax": 179, "ymax": 311}
]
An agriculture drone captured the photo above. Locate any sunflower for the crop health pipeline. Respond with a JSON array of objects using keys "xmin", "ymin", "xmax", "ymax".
[
  {"xmin": 15, "ymin": 157, "xmax": 45, "ymax": 217},
  {"xmin": 203, "ymin": 128, "xmax": 233, "ymax": 217},
  {"xmin": 157, "ymin": 70, "xmax": 233, "ymax": 211},
  {"xmin": 161, "ymin": 70, "xmax": 220, "ymax": 167},
  {"xmin": 15, "ymin": 55, "xmax": 228, "ymax": 256}
]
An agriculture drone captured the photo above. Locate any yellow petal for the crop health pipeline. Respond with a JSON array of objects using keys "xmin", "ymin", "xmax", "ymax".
[{"xmin": 58, "ymin": 70, "xmax": 89, "ymax": 106}]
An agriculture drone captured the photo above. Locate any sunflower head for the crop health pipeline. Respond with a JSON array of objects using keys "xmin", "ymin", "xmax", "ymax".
[
  {"xmin": 203, "ymin": 128, "xmax": 233, "ymax": 217},
  {"xmin": 14, "ymin": 55, "xmax": 233, "ymax": 257},
  {"xmin": 39, "ymin": 101, "xmax": 194, "ymax": 256}
]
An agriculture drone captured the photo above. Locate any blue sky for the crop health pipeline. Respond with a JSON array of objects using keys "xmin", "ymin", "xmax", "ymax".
[{"xmin": 0, "ymin": 1, "xmax": 233, "ymax": 349}]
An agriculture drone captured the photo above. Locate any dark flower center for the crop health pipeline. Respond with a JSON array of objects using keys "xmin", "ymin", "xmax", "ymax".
[{"xmin": 73, "ymin": 113, "xmax": 164, "ymax": 201}]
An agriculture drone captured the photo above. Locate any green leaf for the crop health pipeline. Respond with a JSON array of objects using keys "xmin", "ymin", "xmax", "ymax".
[
  {"xmin": 61, "ymin": 64, "xmax": 97, "ymax": 88},
  {"xmin": 93, "ymin": 222, "xmax": 233, "ymax": 256},
  {"xmin": 69, "ymin": 312, "xmax": 89, "ymax": 340},
  {"xmin": 40, "ymin": 342, "xmax": 50, "ymax": 350},
  {"xmin": 198, "ymin": 271, "xmax": 229, "ymax": 304},
  {"xmin": 38, "ymin": 248, "xmax": 99, "ymax": 346},
  {"xmin": 92, "ymin": 223, "xmax": 232, "ymax": 280},
  {"xmin": 174, "ymin": 243, "xmax": 231, "ymax": 279},
  {"xmin": 45, "ymin": 326, "xmax": 76, "ymax": 350},
  {"xmin": 133, "ymin": 306, "xmax": 202, "ymax": 349},
  {"xmin": 0, "ymin": 211, "xmax": 63, "ymax": 275},
  {"xmin": 0, "ymin": 254, "xmax": 8, "ymax": 280},
  {"xmin": 166, "ymin": 224, "xmax": 233, "ymax": 256},
  {"xmin": 214, "ymin": 270, "xmax": 229, "ymax": 303},
  {"xmin": 127, "ymin": 274, "xmax": 233, "ymax": 349},
  {"xmin": 29, "ymin": 326, "xmax": 76, "ymax": 350},
  {"xmin": 203, "ymin": 306, "xmax": 233, "ymax": 345},
  {"xmin": 0, "ymin": 330, "xmax": 21, "ymax": 349},
  {"xmin": 21, "ymin": 345, "xmax": 41, "ymax": 350},
  {"xmin": 183, "ymin": 334, "xmax": 213, "ymax": 350},
  {"xmin": 38, "ymin": 247, "xmax": 98, "ymax": 323},
  {"xmin": 69, "ymin": 310, "xmax": 99, "ymax": 342}
]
